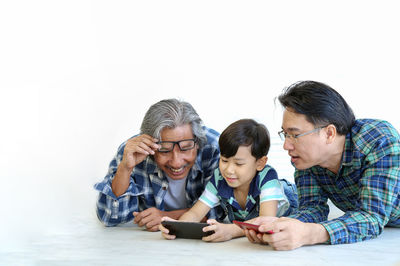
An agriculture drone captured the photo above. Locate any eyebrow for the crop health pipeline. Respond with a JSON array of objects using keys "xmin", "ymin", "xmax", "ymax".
[{"xmin": 282, "ymin": 127, "xmax": 301, "ymax": 133}]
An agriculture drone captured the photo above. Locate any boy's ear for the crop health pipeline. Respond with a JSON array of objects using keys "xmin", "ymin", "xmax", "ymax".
[{"xmin": 256, "ymin": 156, "xmax": 268, "ymax": 171}]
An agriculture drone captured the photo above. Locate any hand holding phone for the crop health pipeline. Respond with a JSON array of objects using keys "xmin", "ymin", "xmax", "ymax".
[
  {"xmin": 161, "ymin": 221, "xmax": 215, "ymax": 239},
  {"xmin": 233, "ymin": 220, "xmax": 274, "ymax": 234}
]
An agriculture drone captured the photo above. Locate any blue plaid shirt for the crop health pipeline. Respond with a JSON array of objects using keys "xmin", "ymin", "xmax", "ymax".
[
  {"xmin": 94, "ymin": 127, "xmax": 220, "ymax": 226},
  {"xmin": 289, "ymin": 119, "xmax": 400, "ymax": 244}
]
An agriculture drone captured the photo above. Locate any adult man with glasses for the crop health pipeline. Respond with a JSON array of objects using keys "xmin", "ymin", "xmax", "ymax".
[
  {"xmin": 245, "ymin": 81, "xmax": 400, "ymax": 250},
  {"xmin": 94, "ymin": 99, "xmax": 221, "ymax": 231}
]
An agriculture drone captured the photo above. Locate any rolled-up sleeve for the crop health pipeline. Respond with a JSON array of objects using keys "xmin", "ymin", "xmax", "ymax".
[
  {"xmin": 94, "ymin": 177, "xmax": 143, "ymax": 226},
  {"xmin": 94, "ymin": 140, "xmax": 143, "ymax": 226}
]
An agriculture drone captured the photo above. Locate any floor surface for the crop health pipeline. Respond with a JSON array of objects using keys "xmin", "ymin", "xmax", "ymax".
[{"xmin": 2, "ymin": 203, "xmax": 400, "ymax": 266}]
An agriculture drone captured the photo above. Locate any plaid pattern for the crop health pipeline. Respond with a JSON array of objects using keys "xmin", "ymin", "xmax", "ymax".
[
  {"xmin": 94, "ymin": 127, "xmax": 220, "ymax": 226},
  {"xmin": 289, "ymin": 119, "xmax": 400, "ymax": 244}
]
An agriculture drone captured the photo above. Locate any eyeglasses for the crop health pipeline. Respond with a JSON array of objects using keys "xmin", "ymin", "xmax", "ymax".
[
  {"xmin": 278, "ymin": 126, "xmax": 327, "ymax": 143},
  {"xmin": 156, "ymin": 139, "xmax": 196, "ymax": 153}
]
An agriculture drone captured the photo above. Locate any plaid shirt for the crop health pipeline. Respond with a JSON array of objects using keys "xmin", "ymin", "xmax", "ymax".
[
  {"xmin": 94, "ymin": 127, "xmax": 220, "ymax": 226},
  {"xmin": 289, "ymin": 119, "xmax": 400, "ymax": 244}
]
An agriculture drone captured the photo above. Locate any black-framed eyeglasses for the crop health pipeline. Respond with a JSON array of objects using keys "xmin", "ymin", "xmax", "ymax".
[
  {"xmin": 156, "ymin": 139, "xmax": 196, "ymax": 153},
  {"xmin": 278, "ymin": 126, "xmax": 327, "ymax": 143}
]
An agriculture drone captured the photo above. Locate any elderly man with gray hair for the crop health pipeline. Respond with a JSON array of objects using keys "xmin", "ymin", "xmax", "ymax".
[{"xmin": 94, "ymin": 99, "xmax": 221, "ymax": 231}]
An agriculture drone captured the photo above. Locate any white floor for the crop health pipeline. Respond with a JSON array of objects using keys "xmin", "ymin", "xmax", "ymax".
[{"xmin": 2, "ymin": 202, "xmax": 400, "ymax": 266}]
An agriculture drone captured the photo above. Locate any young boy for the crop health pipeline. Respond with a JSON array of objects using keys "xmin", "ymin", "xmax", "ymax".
[{"xmin": 159, "ymin": 119, "xmax": 298, "ymax": 242}]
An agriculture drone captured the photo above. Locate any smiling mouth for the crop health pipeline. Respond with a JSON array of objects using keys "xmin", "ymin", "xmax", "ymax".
[
  {"xmin": 168, "ymin": 166, "xmax": 186, "ymax": 174},
  {"xmin": 225, "ymin": 177, "xmax": 237, "ymax": 182}
]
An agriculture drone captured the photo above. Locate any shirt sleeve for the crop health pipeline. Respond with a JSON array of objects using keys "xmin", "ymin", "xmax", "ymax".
[
  {"xmin": 199, "ymin": 169, "xmax": 221, "ymax": 208},
  {"xmin": 321, "ymin": 142, "xmax": 400, "ymax": 244},
  {"xmin": 259, "ymin": 167, "xmax": 291, "ymax": 216},
  {"xmin": 288, "ymin": 169, "xmax": 330, "ymax": 223},
  {"xmin": 93, "ymin": 140, "xmax": 142, "ymax": 226},
  {"xmin": 259, "ymin": 167, "xmax": 283, "ymax": 202}
]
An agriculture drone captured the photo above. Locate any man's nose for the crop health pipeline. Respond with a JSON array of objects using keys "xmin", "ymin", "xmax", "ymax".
[
  {"xmin": 283, "ymin": 138, "xmax": 294, "ymax": 151},
  {"xmin": 169, "ymin": 145, "xmax": 184, "ymax": 166}
]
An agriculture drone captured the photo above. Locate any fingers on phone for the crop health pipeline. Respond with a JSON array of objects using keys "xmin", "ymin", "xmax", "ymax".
[
  {"xmin": 162, "ymin": 232, "xmax": 176, "ymax": 240},
  {"xmin": 159, "ymin": 224, "xmax": 167, "ymax": 232},
  {"xmin": 163, "ymin": 230, "xmax": 176, "ymax": 240},
  {"xmin": 246, "ymin": 229, "xmax": 261, "ymax": 243},
  {"xmin": 161, "ymin": 216, "xmax": 174, "ymax": 222},
  {"xmin": 159, "ymin": 225, "xmax": 177, "ymax": 240}
]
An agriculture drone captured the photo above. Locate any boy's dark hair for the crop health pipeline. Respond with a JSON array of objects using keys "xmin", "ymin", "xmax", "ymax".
[
  {"xmin": 219, "ymin": 119, "xmax": 270, "ymax": 159},
  {"xmin": 278, "ymin": 81, "xmax": 355, "ymax": 135}
]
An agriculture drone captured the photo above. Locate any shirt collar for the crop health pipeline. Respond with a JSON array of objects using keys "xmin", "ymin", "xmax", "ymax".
[
  {"xmin": 341, "ymin": 131, "xmax": 354, "ymax": 166},
  {"xmin": 217, "ymin": 171, "xmax": 260, "ymax": 199}
]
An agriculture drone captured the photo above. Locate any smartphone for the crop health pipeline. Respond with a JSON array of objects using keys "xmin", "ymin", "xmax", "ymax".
[
  {"xmin": 161, "ymin": 221, "xmax": 214, "ymax": 239},
  {"xmin": 233, "ymin": 220, "xmax": 274, "ymax": 234}
]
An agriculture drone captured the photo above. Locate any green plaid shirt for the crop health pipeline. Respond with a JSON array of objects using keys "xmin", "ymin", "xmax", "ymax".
[{"xmin": 289, "ymin": 119, "xmax": 400, "ymax": 244}]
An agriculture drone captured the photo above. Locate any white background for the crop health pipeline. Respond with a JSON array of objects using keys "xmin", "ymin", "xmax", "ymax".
[{"xmin": 1, "ymin": 0, "xmax": 399, "ymax": 247}]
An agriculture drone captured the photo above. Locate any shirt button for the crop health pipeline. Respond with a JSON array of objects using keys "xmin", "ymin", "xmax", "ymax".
[{"xmin": 162, "ymin": 186, "xmax": 167, "ymax": 190}]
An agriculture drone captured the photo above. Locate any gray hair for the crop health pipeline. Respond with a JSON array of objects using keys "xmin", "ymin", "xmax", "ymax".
[{"xmin": 140, "ymin": 99, "xmax": 207, "ymax": 148}]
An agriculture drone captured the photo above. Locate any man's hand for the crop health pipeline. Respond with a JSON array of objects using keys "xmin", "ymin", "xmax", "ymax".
[
  {"xmin": 121, "ymin": 134, "xmax": 159, "ymax": 170},
  {"xmin": 133, "ymin": 208, "xmax": 165, "ymax": 232},
  {"xmin": 112, "ymin": 135, "xmax": 159, "ymax": 197},
  {"xmin": 244, "ymin": 216, "xmax": 329, "ymax": 250},
  {"xmin": 244, "ymin": 216, "xmax": 277, "ymax": 245}
]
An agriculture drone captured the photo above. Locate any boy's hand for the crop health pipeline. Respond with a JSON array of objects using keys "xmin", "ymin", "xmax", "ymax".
[
  {"xmin": 159, "ymin": 217, "xmax": 177, "ymax": 240},
  {"xmin": 201, "ymin": 219, "xmax": 244, "ymax": 242}
]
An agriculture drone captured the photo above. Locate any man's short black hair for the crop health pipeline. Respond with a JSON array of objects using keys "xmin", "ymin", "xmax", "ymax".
[
  {"xmin": 219, "ymin": 119, "xmax": 270, "ymax": 159},
  {"xmin": 278, "ymin": 81, "xmax": 355, "ymax": 135}
]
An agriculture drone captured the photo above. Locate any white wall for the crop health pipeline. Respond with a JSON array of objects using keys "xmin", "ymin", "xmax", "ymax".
[{"xmin": 1, "ymin": 0, "xmax": 399, "ymax": 247}]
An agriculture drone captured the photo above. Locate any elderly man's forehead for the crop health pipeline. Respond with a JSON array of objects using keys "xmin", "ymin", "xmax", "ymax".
[{"xmin": 159, "ymin": 124, "xmax": 194, "ymax": 141}]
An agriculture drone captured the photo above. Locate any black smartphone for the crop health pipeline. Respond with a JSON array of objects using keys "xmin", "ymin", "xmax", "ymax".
[{"xmin": 161, "ymin": 221, "xmax": 214, "ymax": 239}]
